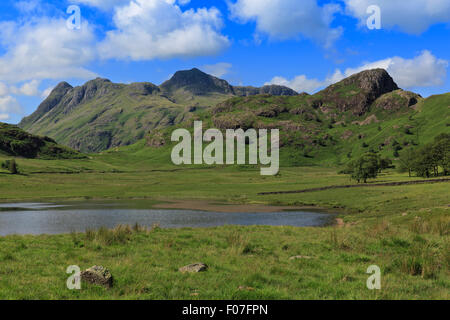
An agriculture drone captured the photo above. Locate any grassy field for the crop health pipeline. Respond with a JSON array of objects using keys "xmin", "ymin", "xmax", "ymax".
[{"xmin": 0, "ymin": 150, "xmax": 448, "ymax": 299}]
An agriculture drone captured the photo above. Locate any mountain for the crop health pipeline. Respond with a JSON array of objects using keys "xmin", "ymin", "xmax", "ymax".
[
  {"xmin": 19, "ymin": 68, "xmax": 297, "ymax": 153},
  {"xmin": 144, "ymin": 69, "xmax": 449, "ymax": 165},
  {"xmin": 0, "ymin": 122, "xmax": 83, "ymax": 159}
]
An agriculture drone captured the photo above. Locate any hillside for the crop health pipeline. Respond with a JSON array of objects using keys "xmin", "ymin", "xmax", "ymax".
[
  {"xmin": 144, "ymin": 69, "xmax": 449, "ymax": 166},
  {"xmin": 19, "ymin": 68, "xmax": 296, "ymax": 153},
  {"xmin": 0, "ymin": 122, "xmax": 83, "ymax": 159}
]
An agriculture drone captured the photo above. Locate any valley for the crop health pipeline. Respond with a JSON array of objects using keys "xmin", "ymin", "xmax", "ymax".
[{"xmin": 0, "ymin": 68, "xmax": 448, "ymax": 300}]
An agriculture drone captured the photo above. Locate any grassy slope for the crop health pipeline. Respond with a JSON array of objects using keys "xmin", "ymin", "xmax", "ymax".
[
  {"xmin": 0, "ymin": 122, "xmax": 83, "ymax": 160},
  {"xmin": 0, "ymin": 165, "xmax": 448, "ymax": 299},
  {"xmin": 142, "ymin": 92, "xmax": 450, "ymax": 167},
  {"xmin": 0, "ymin": 94, "xmax": 448, "ymax": 300},
  {"xmin": 0, "ymin": 142, "xmax": 448, "ymax": 299}
]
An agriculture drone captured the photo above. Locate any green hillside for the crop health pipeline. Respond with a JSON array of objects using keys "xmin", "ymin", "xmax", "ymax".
[
  {"xmin": 144, "ymin": 69, "xmax": 449, "ymax": 167},
  {"xmin": 0, "ymin": 122, "xmax": 83, "ymax": 159},
  {"xmin": 19, "ymin": 68, "xmax": 296, "ymax": 153}
]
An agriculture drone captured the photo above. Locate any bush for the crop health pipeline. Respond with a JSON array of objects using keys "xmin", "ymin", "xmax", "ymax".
[{"xmin": 1, "ymin": 159, "xmax": 19, "ymax": 174}]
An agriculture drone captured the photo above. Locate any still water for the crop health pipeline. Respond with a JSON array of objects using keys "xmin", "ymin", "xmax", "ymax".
[{"xmin": 0, "ymin": 202, "xmax": 332, "ymax": 235}]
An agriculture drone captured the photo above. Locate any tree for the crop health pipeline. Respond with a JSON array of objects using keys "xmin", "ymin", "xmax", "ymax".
[
  {"xmin": 378, "ymin": 156, "xmax": 392, "ymax": 172},
  {"xmin": 350, "ymin": 152, "xmax": 380, "ymax": 183},
  {"xmin": 412, "ymin": 145, "xmax": 435, "ymax": 178},
  {"xmin": 432, "ymin": 133, "xmax": 449, "ymax": 176},
  {"xmin": 1, "ymin": 159, "xmax": 19, "ymax": 174},
  {"xmin": 398, "ymin": 148, "xmax": 416, "ymax": 177},
  {"xmin": 9, "ymin": 159, "xmax": 18, "ymax": 174}
]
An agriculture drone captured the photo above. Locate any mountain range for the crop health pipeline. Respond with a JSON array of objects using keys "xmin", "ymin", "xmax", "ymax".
[
  {"xmin": 18, "ymin": 68, "xmax": 296, "ymax": 153},
  {"xmin": 3, "ymin": 67, "xmax": 448, "ymax": 165}
]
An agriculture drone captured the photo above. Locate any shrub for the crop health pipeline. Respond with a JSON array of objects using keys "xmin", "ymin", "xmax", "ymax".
[{"xmin": 1, "ymin": 159, "xmax": 19, "ymax": 174}]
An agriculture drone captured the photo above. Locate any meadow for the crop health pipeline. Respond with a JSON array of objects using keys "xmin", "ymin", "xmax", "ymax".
[{"xmin": 0, "ymin": 150, "xmax": 448, "ymax": 299}]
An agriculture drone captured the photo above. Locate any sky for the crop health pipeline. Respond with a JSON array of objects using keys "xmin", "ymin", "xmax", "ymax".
[{"xmin": 0, "ymin": 0, "xmax": 449, "ymax": 124}]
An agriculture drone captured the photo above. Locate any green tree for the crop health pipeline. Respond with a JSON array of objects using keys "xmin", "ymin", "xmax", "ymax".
[
  {"xmin": 350, "ymin": 153, "xmax": 380, "ymax": 183},
  {"xmin": 398, "ymin": 148, "xmax": 416, "ymax": 177},
  {"xmin": 412, "ymin": 145, "xmax": 435, "ymax": 178},
  {"xmin": 378, "ymin": 156, "xmax": 392, "ymax": 172},
  {"xmin": 432, "ymin": 133, "xmax": 449, "ymax": 176},
  {"xmin": 1, "ymin": 159, "xmax": 19, "ymax": 174}
]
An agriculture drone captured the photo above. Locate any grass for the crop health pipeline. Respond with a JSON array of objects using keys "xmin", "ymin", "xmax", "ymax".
[{"xmin": 0, "ymin": 151, "xmax": 448, "ymax": 299}]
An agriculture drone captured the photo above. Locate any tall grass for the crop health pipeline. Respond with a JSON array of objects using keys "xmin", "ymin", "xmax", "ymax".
[{"xmin": 84, "ymin": 224, "xmax": 153, "ymax": 246}]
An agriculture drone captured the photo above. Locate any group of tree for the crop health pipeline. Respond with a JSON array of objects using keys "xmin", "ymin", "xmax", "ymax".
[
  {"xmin": 398, "ymin": 133, "xmax": 449, "ymax": 178},
  {"xmin": 1, "ymin": 159, "xmax": 19, "ymax": 174},
  {"xmin": 343, "ymin": 152, "xmax": 393, "ymax": 183}
]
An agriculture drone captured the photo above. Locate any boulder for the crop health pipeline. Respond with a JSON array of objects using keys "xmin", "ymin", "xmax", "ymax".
[
  {"xmin": 80, "ymin": 266, "xmax": 114, "ymax": 288},
  {"xmin": 179, "ymin": 263, "xmax": 208, "ymax": 273}
]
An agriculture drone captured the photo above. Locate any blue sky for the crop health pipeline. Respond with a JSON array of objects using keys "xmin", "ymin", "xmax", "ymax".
[{"xmin": 0, "ymin": 0, "xmax": 449, "ymax": 124}]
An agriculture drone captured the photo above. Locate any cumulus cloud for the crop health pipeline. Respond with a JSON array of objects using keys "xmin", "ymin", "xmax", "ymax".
[
  {"xmin": 0, "ymin": 83, "xmax": 8, "ymax": 96},
  {"xmin": 0, "ymin": 96, "xmax": 22, "ymax": 116},
  {"xmin": 267, "ymin": 51, "xmax": 448, "ymax": 93},
  {"xmin": 201, "ymin": 62, "xmax": 232, "ymax": 78},
  {"xmin": 97, "ymin": 0, "xmax": 229, "ymax": 60},
  {"xmin": 10, "ymin": 80, "xmax": 41, "ymax": 96},
  {"xmin": 266, "ymin": 75, "xmax": 323, "ymax": 93},
  {"xmin": 229, "ymin": 0, "xmax": 343, "ymax": 47},
  {"xmin": 0, "ymin": 18, "xmax": 97, "ymax": 83},
  {"xmin": 344, "ymin": 0, "xmax": 450, "ymax": 34}
]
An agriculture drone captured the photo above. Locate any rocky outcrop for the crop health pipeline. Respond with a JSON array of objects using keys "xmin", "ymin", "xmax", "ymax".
[
  {"xmin": 316, "ymin": 69, "xmax": 399, "ymax": 116},
  {"xmin": 372, "ymin": 89, "xmax": 422, "ymax": 113}
]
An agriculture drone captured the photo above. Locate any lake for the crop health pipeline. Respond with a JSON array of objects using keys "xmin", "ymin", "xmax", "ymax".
[{"xmin": 0, "ymin": 201, "xmax": 333, "ymax": 235}]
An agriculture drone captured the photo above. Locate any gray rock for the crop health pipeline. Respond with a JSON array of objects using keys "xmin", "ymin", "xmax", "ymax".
[
  {"xmin": 80, "ymin": 266, "xmax": 113, "ymax": 288},
  {"xmin": 289, "ymin": 255, "xmax": 312, "ymax": 260},
  {"xmin": 179, "ymin": 263, "xmax": 208, "ymax": 273}
]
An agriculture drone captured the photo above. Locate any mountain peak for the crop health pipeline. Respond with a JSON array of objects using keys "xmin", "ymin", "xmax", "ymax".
[
  {"xmin": 316, "ymin": 68, "xmax": 400, "ymax": 115},
  {"xmin": 160, "ymin": 68, "xmax": 234, "ymax": 95},
  {"xmin": 343, "ymin": 68, "xmax": 399, "ymax": 93},
  {"xmin": 54, "ymin": 81, "xmax": 73, "ymax": 91}
]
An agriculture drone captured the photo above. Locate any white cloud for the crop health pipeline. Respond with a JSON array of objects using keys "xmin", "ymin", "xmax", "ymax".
[
  {"xmin": 344, "ymin": 0, "xmax": 450, "ymax": 34},
  {"xmin": 10, "ymin": 80, "xmax": 41, "ymax": 96},
  {"xmin": 98, "ymin": 0, "xmax": 229, "ymax": 61},
  {"xmin": 0, "ymin": 80, "xmax": 43, "ymax": 97},
  {"xmin": 0, "ymin": 18, "xmax": 97, "ymax": 83},
  {"xmin": 0, "ymin": 96, "xmax": 22, "ymax": 116},
  {"xmin": 267, "ymin": 51, "xmax": 448, "ymax": 93},
  {"xmin": 0, "ymin": 114, "xmax": 9, "ymax": 121},
  {"xmin": 0, "ymin": 82, "xmax": 8, "ymax": 96},
  {"xmin": 266, "ymin": 75, "xmax": 323, "ymax": 93},
  {"xmin": 201, "ymin": 62, "xmax": 232, "ymax": 78},
  {"xmin": 229, "ymin": 0, "xmax": 343, "ymax": 47},
  {"xmin": 342, "ymin": 50, "xmax": 448, "ymax": 88}
]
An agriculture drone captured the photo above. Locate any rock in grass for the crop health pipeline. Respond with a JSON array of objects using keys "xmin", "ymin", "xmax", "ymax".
[
  {"xmin": 289, "ymin": 255, "xmax": 312, "ymax": 260},
  {"xmin": 80, "ymin": 266, "xmax": 113, "ymax": 288},
  {"xmin": 179, "ymin": 263, "xmax": 208, "ymax": 273}
]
